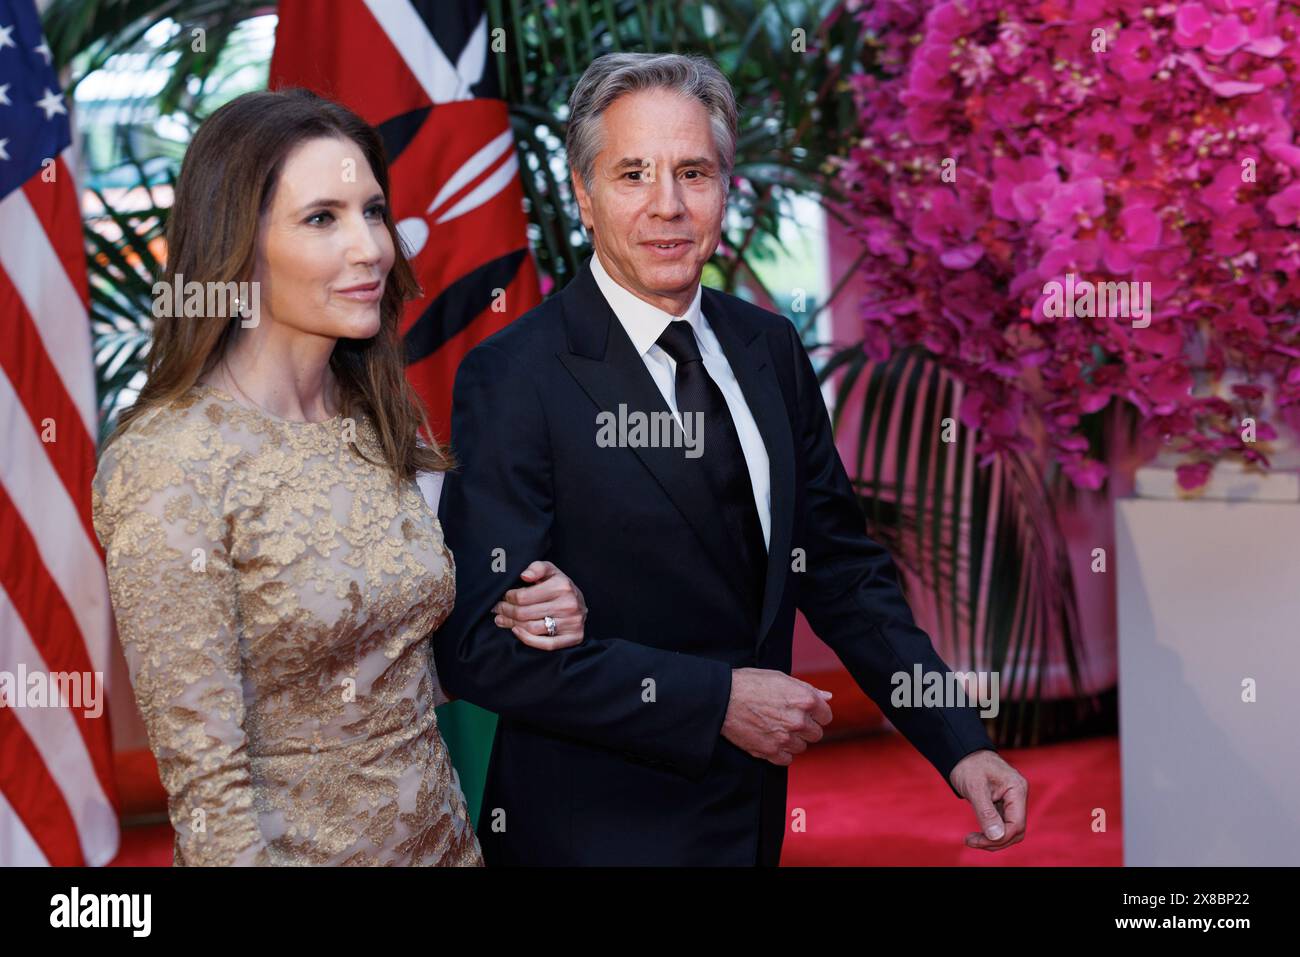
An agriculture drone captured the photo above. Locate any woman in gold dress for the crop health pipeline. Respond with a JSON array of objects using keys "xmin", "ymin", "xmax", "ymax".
[{"xmin": 91, "ymin": 89, "xmax": 585, "ymax": 866}]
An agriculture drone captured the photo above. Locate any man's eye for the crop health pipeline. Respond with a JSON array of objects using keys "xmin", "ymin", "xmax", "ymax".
[{"xmin": 625, "ymin": 171, "xmax": 642, "ymax": 181}]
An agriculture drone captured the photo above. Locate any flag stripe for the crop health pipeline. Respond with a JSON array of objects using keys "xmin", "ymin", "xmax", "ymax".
[
  {"xmin": 0, "ymin": 483, "xmax": 119, "ymax": 808},
  {"xmin": 0, "ymin": 699, "xmax": 84, "ymax": 866},
  {"xmin": 0, "ymin": 787, "xmax": 49, "ymax": 865},
  {"xmin": 0, "ymin": 186, "xmax": 97, "ymax": 438},
  {"xmin": 0, "ymin": 366, "xmax": 113, "ymax": 679},
  {"xmin": 403, "ymin": 247, "xmax": 529, "ymax": 364},
  {"xmin": 427, "ymin": 128, "xmax": 512, "ymax": 214},
  {"xmin": 21, "ymin": 152, "xmax": 89, "ymax": 308},
  {"xmin": 362, "ymin": 0, "xmax": 464, "ymax": 105},
  {"xmin": 435, "ymin": 152, "xmax": 518, "ymax": 224},
  {"xmin": 0, "ymin": 587, "xmax": 118, "ymax": 865},
  {"xmin": 0, "ymin": 269, "xmax": 99, "ymax": 539}
]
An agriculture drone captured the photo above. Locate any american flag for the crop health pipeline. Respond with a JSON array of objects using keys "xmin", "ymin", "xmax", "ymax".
[{"xmin": 0, "ymin": 0, "xmax": 120, "ymax": 865}]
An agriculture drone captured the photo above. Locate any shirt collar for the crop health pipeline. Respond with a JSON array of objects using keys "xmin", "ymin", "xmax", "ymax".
[{"xmin": 590, "ymin": 251, "xmax": 704, "ymax": 358}]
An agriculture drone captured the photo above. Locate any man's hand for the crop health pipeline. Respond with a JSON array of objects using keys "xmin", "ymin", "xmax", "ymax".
[
  {"xmin": 721, "ymin": 668, "xmax": 833, "ymax": 766},
  {"xmin": 949, "ymin": 749, "xmax": 1028, "ymax": 851}
]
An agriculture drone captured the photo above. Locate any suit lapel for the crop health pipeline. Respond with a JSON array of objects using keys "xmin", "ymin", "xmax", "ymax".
[
  {"xmin": 557, "ymin": 262, "xmax": 756, "ymax": 610},
  {"xmin": 702, "ymin": 288, "xmax": 797, "ymax": 648}
]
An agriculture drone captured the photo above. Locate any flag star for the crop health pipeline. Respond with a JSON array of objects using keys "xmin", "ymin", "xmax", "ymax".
[
  {"xmin": 0, "ymin": 24, "xmax": 14, "ymax": 50},
  {"xmin": 36, "ymin": 87, "xmax": 66, "ymax": 119},
  {"xmin": 34, "ymin": 41, "xmax": 51, "ymax": 65},
  {"xmin": 0, "ymin": 83, "xmax": 10, "ymax": 106},
  {"xmin": 0, "ymin": 138, "xmax": 9, "ymax": 161}
]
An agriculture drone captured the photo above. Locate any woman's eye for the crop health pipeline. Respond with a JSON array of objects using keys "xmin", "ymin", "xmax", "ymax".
[{"xmin": 306, "ymin": 205, "xmax": 385, "ymax": 226}]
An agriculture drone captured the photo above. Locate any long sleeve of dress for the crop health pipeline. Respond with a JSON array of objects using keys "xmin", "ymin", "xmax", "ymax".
[{"xmin": 92, "ymin": 430, "xmax": 271, "ymax": 866}]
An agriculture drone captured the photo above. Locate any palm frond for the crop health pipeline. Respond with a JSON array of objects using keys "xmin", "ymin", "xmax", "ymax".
[
  {"xmin": 821, "ymin": 343, "xmax": 1092, "ymax": 746},
  {"xmin": 83, "ymin": 179, "xmax": 167, "ymax": 443},
  {"xmin": 43, "ymin": 0, "xmax": 268, "ymax": 84}
]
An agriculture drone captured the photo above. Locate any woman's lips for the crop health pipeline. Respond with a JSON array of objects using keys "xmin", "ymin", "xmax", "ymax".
[{"xmin": 336, "ymin": 281, "xmax": 382, "ymax": 302}]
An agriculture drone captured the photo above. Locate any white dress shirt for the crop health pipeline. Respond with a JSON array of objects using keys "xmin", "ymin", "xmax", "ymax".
[{"xmin": 590, "ymin": 252, "xmax": 771, "ymax": 549}]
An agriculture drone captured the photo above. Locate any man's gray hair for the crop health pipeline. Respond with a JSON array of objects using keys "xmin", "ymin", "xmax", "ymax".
[{"xmin": 565, "ymin": 52, "xmax": 739, "ymax": 192}]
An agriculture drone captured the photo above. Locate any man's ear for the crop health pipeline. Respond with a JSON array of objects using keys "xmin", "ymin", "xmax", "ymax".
[{"xmin": 570, "ymin": 167, "xmax": 594, "ymax": 231}]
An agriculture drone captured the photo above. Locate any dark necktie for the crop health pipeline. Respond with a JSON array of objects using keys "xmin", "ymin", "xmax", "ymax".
[{"xmin": 655, "ymin": 320, "xmax": 767, "ymax": 609}]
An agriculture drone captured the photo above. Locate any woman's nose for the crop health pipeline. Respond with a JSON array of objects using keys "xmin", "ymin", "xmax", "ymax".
[{"xmin": 346, "ymin": 213, "xmax": 384, "ymax": 263}]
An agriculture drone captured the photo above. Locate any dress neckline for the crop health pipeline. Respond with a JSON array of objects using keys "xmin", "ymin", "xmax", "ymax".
[{"xmin": 191, "ymin": 381, "xmax": 345, "ymax": 428}]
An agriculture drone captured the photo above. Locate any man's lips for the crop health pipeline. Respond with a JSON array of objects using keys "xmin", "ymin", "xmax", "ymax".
[{"xmin": 641, "ymin": 240, "xmax": 693, "ymax": 258}]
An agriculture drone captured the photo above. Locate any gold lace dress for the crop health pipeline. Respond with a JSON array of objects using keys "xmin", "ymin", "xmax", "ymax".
[{"xmin": 91, "ymin": 382, "xmax": 483, "ymax": 866}]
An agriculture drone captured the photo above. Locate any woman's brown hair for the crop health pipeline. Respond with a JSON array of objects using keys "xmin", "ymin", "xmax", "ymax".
[{"xmin": 103, "ymin": 87, "xmax": 453, "ymax": 480}]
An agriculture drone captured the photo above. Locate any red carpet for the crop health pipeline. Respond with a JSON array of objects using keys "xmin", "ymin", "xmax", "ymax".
[
  {"xmin": 780, "ymin": 732, "xmax": 1122, "ymax": 866},
  {"xmin": 110, "ymin": 733, "xmax": 1121, "ymax": 866}
]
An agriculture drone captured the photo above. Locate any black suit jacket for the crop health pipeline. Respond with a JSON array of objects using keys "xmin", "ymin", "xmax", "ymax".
[{"xmin": 434, "ymin": 258, "xmax": 996, "ymax": 865}]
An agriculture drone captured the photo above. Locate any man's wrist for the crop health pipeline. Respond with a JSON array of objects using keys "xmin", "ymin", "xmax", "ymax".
[{"xmin": 948, "ymin": 747, "xmax": 995, "ymax": 795}]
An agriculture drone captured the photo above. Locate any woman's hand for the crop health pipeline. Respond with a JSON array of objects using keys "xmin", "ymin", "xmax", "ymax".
[{"xmin": 493, "ymin": 560, "xmax": 587, "ymax": 650}]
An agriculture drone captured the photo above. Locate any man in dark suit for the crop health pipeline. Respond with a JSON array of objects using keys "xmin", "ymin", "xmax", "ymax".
[{"xmin": 434, "ymin": 51, "xmax": 1028, "ymax": 865}]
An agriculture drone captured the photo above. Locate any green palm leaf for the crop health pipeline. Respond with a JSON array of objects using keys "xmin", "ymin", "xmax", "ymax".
[
  {"xmin": 83, "ymin": 176, "xmax": 168, "ymax": 444},
  {"xmin": 820, "ymin": 343, "xmax": 1095, "ymax": 746}
]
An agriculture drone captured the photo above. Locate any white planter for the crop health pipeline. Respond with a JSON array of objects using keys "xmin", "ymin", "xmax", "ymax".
[{"xmin": 1115, "ymin": 486, "xmax": 1300, "ymax": 865}]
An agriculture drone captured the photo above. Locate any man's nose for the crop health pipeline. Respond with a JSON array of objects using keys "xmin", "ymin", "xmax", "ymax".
[{"xmin": 647, "ymin": 171, "xmax": 686, "ymax": 219}]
